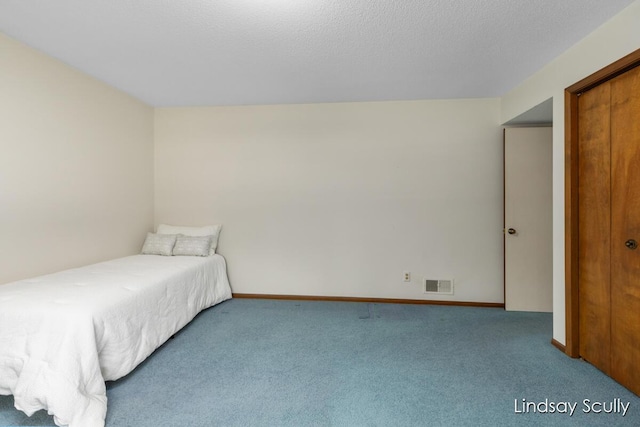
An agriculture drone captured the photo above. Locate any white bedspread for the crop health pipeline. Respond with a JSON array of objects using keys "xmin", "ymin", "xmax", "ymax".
[{"xmin": 0, "ymin": 254, "xmax": 232, "ymax": 427}]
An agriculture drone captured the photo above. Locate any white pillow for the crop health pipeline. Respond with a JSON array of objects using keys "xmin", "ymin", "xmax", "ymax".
[
  {"xmin": 172, "ymin": 235, "xmax": 213, "ymax": 257},
  {"xmin": 156, "ymin": 224, "xmax": 222, "ymax": 255},
  {"xmin": 141, "ymin": 232, "xmax": 177, "ymax": 256}
]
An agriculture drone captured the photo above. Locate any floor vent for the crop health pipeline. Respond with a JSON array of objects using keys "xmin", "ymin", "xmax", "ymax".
[{"xmin": 424, "ymin": 279, "xmax": 454, "ymax": 295}]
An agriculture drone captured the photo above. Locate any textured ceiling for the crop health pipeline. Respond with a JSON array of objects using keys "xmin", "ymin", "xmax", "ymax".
[{"xmin": 0, "ymin": 0, "xmax": 635, "ymax": 106}]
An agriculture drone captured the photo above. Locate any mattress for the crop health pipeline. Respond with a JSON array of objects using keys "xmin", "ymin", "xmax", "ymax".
[{"xmin": 0, "ymin": 254, "xmax": 232, "ymax": 427}]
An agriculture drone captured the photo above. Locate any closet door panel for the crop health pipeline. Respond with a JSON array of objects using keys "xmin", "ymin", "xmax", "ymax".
[
  {"xmin": 610, "ymin": 65, "xmax": 640, "ymax": 395},
  {"xmin": 578, "ymin": 82, "xmax": 612, "ymax": 374}
]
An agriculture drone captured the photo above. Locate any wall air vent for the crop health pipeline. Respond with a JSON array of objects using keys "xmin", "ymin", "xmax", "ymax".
[{"xmin": 424, "ymin": 279, "xmax": 454, "ymax": 295}]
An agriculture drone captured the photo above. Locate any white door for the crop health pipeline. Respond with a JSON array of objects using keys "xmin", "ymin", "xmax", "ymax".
[{"xmin": 504, "ymin": 127, "xmax": 553, "ymax": 312}]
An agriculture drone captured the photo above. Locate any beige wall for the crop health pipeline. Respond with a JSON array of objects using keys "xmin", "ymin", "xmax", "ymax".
[
  {"xmin": 500, "ymin": 0, "xmax": 640, "ymax": 343},
  {"xmin": 10, "ymin": 0, "xmax": 635, "ymax": 310},
  {"xmin": 155, "ymin": 99, "xmax": 503, "ymax": 302},
  {"xmin": 0, "ymin": 33, "xmax": 154, "ymax": 284}
]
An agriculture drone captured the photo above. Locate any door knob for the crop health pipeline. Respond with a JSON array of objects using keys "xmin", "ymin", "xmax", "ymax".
[
  {"xmin": 625, "ymin": 239, "xmax": 638, "ymax": 250},
  {"xmin": 507, "ymin": 228, "xmax": 517, "ymax": 235}
]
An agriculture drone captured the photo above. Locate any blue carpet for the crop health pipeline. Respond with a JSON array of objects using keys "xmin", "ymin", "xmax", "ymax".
[{"xmin": 1, "ymin": 299, "xmax": 639, "ymax": 426}]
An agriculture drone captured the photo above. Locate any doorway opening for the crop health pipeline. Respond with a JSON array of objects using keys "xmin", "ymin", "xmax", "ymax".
[{"xmin": 502, "ymin": 98, "xmax": 553, "ymax": 312}]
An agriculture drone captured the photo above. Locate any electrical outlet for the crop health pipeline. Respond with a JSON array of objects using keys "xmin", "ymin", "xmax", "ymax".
[{"xmin": 403, "ymin": 271, "xmax": 411, "ymax": 282}]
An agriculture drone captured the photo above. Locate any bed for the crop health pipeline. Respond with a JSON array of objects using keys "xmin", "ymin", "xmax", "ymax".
[{"xmin": 0, "ymin": 252, "xmax": 232, "ymax": 427}]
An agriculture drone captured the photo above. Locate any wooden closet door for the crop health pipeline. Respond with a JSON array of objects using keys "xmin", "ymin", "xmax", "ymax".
[
  {"xmin": 578, "ymin": 81, "xmax": 612, "ymax": 375},
  {"xmin": 578, "ymin": 65, "xmax": 640, "ymax": 396},
  {"xmin": 610, "ymin": 65, "xmax": 640, "ymax": 394}
]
